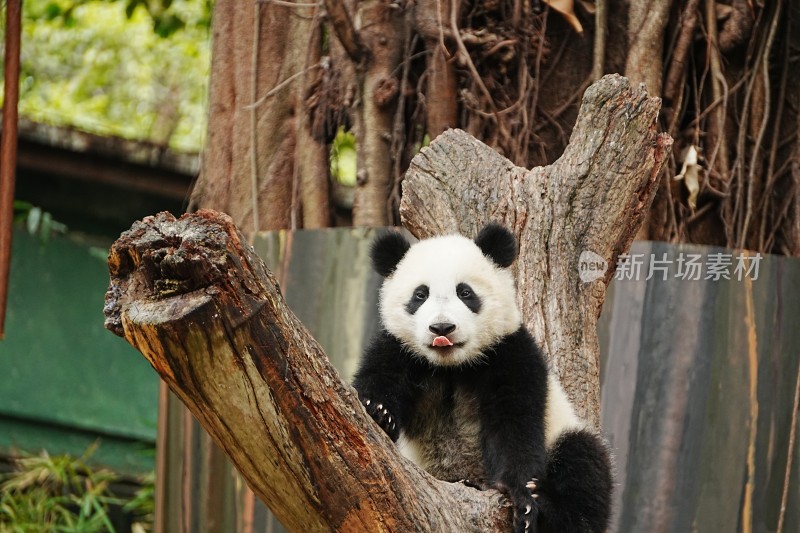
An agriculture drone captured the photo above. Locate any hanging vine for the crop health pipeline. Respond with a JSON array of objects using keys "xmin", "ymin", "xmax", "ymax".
[{"xmin": 305, "ymin": 0, "xmax": 799, "ymax": 253}]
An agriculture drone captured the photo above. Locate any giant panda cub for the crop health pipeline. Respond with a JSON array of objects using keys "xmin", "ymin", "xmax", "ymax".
[{"xmin": 353, "ymin": 224, "xmax": 613, "ymax": 533}]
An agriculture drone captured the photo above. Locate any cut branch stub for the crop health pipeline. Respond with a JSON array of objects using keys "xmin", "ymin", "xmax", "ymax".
[
  {"xmin": 104, "ymin": 209, "xmax": 510, "ymax": 533},
  {"xmin": 400, "ymin": 74, "xmax": 673, "ymax": 425}
]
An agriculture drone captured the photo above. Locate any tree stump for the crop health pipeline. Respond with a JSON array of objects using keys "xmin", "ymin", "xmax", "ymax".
[{"xmin": 104, "ymin": 74, "xmax": 671, "ymax": 531}]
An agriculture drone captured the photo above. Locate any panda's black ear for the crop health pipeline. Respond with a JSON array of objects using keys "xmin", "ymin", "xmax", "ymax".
[
  {"xmin": 475, "ymin": 223, "xmax": 517, "ymax": 268},
  {"xmin": 371, "ymin": 231, "xmax": 411, "ymax": 277}
]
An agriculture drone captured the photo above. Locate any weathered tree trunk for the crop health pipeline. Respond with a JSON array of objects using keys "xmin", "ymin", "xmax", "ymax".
[
  {"xmin": 624, "ymin": 0, "xmax": 672, "ymax": 98},
  {"xmin": 415, "ymin": 0, "xmax": 459, "ymax": 138},
  {"xmin": 623, "ymin": 0, "xmax": 673, "ymax": 241},
  {"xmin": 326, "ymin": 0, "xmax": 409, "ymax": 226},
  {"xmin": 105, "ymin": 75, "xmax": 670, "ymax": 531},
  {"xmin": 191, "ymin": 0, "xmax": 329, "ymax": 237}
]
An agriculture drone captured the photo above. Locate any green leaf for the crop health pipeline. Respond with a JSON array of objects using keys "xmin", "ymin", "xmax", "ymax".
[
  {"xmin": 26, "ymin": 207, "xmax": 41, "ymax": 235},
  {"xmin": 13, "ymin": 200, "xmax": 33, "ymax": 211},
  {"xmin": 153, "ymin": 13, "xmax": 185, "ymax": 38},
  {"xmin": 43, "ymin": 3, "xmax": 62, "ymax": 20},
  {"xmin": 125, "ymin": 0, "xmax": 142, "ymax": 20},
  {"xmin": 62, "ymin": 5, "xmax": 78, "ymax": 28},
  {"xmin": 39, "ymin": 211, "xmax": 53, "ymax": 245},
  {"xmin": 330, "ymin": 127, "xmax": 357, "ymax": 186}
]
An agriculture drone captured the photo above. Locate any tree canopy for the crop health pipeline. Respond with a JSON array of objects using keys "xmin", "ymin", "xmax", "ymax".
[{"xmin": 1, "ymin": 0, "xmax": 211, "ymax": 152}]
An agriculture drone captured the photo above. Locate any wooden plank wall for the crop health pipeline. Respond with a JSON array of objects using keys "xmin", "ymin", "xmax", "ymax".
[{"xmin": 599, "ymin": 241, "xmax": 800, "ymax": 533}]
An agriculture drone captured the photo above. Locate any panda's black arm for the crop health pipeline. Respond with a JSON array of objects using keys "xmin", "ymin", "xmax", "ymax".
[
  {"xmin": 478, "ymin": 329, "xmax": 550, "ymax": 532},
  {"xmin": 352, "ymin": 330, "xmax": 417, "ymax": 442},
  {"xmin": 478, "ymin": 368, "xmax": 548, "ymax": 486}
]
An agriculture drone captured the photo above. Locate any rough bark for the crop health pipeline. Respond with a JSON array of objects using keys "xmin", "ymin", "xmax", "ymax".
[
  {"xmin": 624, "ymin": 0, "xmax": 673, "ymax": 241},
  {"xmin": 415, "ymin": 0, "xmax": 459, "ymax": 138},
  {"xmin": 349, "ymin": 1, "xmax": 408, "ymax": 226},
  {"xmin": 104, "ymin": 210, "xmax": 508, "ymax": 533},
  {"xmin": 325, "ymin": 0, "xmax": 408, "ymax": 226},
  {"xmin": 624, "ymin": 0, "xmax": 673, "ymax": 97},
  {"xmin": 400, "ymin": 74, "xmax": 672, "ymax": 426},
  {"xmin": 104, "ymin": 75, "xmax": 668, "ymax": 532},
  {"xmin": 191, "ymin": 0, "xmax": 329, "ymax": 237}
]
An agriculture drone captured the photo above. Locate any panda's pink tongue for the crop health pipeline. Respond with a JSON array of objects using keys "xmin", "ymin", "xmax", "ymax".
[{"xmin": 432, "ymin": 336, "xmax": 453, "ymax": 347}]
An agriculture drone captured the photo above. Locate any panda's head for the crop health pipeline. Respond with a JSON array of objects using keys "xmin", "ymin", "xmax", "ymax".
[{"xmin": 372, "ymin": 224, "xmax": 521, "ymax": 367}]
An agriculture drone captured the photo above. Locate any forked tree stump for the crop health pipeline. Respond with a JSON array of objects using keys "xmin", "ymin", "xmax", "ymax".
[
  {"xmin": 104, "ymin": 75, "xmax": 671, "ymax": 532},
  {"xmin": 401, "ymin": 75, "xmax": 672, "ymax": 424}
]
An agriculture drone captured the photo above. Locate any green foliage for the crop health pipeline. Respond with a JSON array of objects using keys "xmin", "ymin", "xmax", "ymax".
[
  {"xmin": 0, "ymin": 445, "xmax": 154, "ymax": 532},
  {"xmin": 1, "ymin": 0, "xmax": 211, "ymax": 152},
  {"xmin": 13, "ymin": 201, "xmax": 68, "ymax": 245},
  {"xmin": 122, "ymin": 471, "xmax": 154, "ymax": 529},
  {"xmin": 413, "ymin": 133, "xmax": 431, "ymax": 156},
  {"xmin": 330, "ymin": 127, "xmax": 357, "ymax": 187},
  {"xmin": 28, "ymin": 0, "xmax": 212, "ymax": 39}
]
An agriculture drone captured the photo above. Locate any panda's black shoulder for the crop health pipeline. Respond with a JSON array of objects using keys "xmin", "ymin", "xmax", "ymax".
[
  {"xmin": 353, "ymin": 330, "xmax": 404, "ymax": 396},
  {"xmin": 487, "ymin": 326, "xmax": 549, "ymax": 379},
  {"xmin": 493, "ymin": 326, "xmax": 546, "ymax": 360},
  {"xmin": 360, "ymin": 329, "xmax": 405, "ymax": 364}
]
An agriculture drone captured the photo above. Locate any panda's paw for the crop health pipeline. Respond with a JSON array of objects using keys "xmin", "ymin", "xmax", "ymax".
[
  {"xmin": 525, "ymin": 478, "xmax": 540, "ymax": 499},
  {"xmin": 362, "ymin": 398, "xmax": 399, "ymax": 441},
  {"xmin": 512, "ymin": 489, "xmax": 538, "ymax": 533},
  {"xmin": 488, "ymin": 481, "xmax": 539, "ymax": 533},
  {"xmin": 515, "ymin": 478, "xmax": 541, "ymax": 532}
]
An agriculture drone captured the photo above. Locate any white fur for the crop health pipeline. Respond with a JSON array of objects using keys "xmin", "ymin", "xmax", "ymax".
[
  {"xmin": 545, "ymin": 374, "xmax": 585, "ymax": 447},
  {"xmin": 379, "ymin": 234, "xmax": 521, "ymax": 367},
  {"xmin": 397, "ymin": 433, "xmax": 424, "ymax": 466}
]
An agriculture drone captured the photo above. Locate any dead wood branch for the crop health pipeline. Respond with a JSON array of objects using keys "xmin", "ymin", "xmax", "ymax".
[{"xmin": 104, "ymin": 210, "xmax": 509, "ymax": 532}]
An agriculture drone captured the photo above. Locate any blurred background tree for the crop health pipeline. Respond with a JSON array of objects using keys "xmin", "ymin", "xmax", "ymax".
[{"xmin": 190, "ymin": 1, "xmax": 800, "ymax": 254}]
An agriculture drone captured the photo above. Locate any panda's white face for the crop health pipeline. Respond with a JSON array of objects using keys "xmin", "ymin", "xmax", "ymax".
[{"xmin": 379, "ymin": 234, "xmax": 522, "ymax": 367}]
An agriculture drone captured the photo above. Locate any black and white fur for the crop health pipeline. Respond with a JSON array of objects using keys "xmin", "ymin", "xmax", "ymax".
[{"xmin": 353, "ymin": 224, "xmax": 612, "ymax": 533}]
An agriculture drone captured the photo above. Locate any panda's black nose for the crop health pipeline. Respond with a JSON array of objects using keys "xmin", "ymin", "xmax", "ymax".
[{"xmin": 429, "ymin": 322, "xmax": 456, "ymax": 336}]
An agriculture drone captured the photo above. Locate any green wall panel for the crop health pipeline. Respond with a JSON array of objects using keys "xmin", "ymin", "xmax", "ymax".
[{"xmin": 0, "ymin": 229, "xmax": 158, "ymax": 473}]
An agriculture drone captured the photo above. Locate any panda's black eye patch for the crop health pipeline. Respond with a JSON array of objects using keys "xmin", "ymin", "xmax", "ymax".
[
  {"xmin": 405, "ymin": 285, "xmax": 429, "ymax": 315},
  {"xmin": 456, "ymin": 282, "xmax": 482, "ymax": 313}
]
